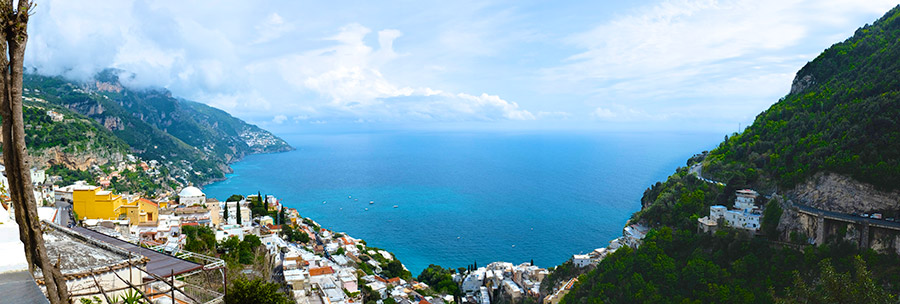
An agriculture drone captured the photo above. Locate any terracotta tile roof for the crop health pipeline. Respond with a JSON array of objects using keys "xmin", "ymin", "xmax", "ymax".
[
  {"xmin": 310, "ymin": 266, "xmax": 334, "ymax": 276},
  {"xmin": 139, "ymin": 198, "xmax": 158, "ymax": 206}
]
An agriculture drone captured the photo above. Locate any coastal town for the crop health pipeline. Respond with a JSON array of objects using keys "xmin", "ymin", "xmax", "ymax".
[
  {"xmin": 0, "ymin": 146, "xmax": 802, "ymax": 304},
  {"xmin": 0, "ymin": 156, "xmax": 670, "ymax": 304},
  {"xmin": 0, "ymin": 148, "xmax": 797, "ymax": 304}
]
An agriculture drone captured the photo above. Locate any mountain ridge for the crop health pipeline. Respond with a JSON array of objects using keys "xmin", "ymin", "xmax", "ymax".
[{"xmin": 7, "ymin": 70, "xmax": 293, "ymax": 195}]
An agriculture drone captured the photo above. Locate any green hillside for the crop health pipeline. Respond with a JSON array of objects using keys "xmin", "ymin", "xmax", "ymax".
[
  {"xmin": 561, "ymin": 6, "xmax": 900, "ymax": 303},
  {"xmin": 14, "ymin": 102, "xmax": 128, "ymax": 153},
  {"xmin": 704, "ymin": 6, "xmax": 900, "ymax": 191},
  {"xmin": 19, "ymin": 72, "xmax": 292, "ymax": 187}
]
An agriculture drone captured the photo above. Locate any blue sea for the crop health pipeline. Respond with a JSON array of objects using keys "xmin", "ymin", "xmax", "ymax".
[{"xmin": 203, "ymin": 131, "xmax": 721, "ymax": 275}]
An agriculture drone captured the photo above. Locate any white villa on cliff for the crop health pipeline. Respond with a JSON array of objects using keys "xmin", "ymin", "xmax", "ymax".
[{"xmin": 698, "ymin": 189, "xmax": 762, "ymax": 233}]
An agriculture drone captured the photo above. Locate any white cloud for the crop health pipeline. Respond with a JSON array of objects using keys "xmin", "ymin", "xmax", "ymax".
[
  {"xmin": 22, "ymin": 0, "xmax": 900, "ymax": 131},
  {"xmin": 253, "ymin": 13, "xmax": 294, "ymax": 44},
  {"xmin": 545, "ymin": 0, "xmax": 899, "ymax": 126},
  {"xmin": 26, "ymin": 1, "xmax": 538, "ymax": 125},
  {"xmin": 251, "ymin": 23, "xmax": 534, "ymax": 122}
]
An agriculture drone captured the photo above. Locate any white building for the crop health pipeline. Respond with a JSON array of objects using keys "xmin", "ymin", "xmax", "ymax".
[
  {"xmin": 573, "ymin": 254, "xmax": 592, "ymax": 268},
  {"xmin": 623, "ymin": 223, "xmax": 649, "ymax": 248},
  {"xmin": 216, "ymin": 224, "xmax": 247, "ymax": 241},
  {"xmin": 699, "ymin": 190, "xmax": 762, "ymax": 232},
  {"xmin": 219, "ymin": 200, "xmax": 251, "ymax": 227},
  {"xmin": 46, "ymin": 110, "xmax": 64, "ymax": 122},
  {"xmin": 178, "ymin": 186, "xmax": 207, "ymax": 206},
  {"xmin": 462, "ymin": 268, "xmax": 486, "ymax": 293},
  {"xmin": 30, "ymin": 168, "xmax": 46, "ymax": 185},
  {"xmin": 479, "ymin": 286, "xmax": 490, "ymax": 304},
  {"xmin": 723, "ymin": 209, "xmax": 761, "ymax": 231},
  {"xmin": 338, "ymin": 268, "xmax": 358, "ymax": 292},
  {"xmin": 735, "ymin": 189, "xmax": 759, "ymax": 209}
]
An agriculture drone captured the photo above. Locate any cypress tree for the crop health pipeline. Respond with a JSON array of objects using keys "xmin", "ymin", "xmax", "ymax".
[
  {"xmin": 236, "ymin": 199, "xmax": 242, "ymax": 225},
  {"xmin": 223, "ymin": 201, "xmax": 229, "ymax": 222}
]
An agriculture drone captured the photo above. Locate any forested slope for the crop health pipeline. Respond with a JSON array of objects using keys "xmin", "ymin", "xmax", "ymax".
[
  {"xmin": 561, "ymin": 6, "xmax": 900, "ymax": 303},
  {"xmin": 704, "ymin": 6, "xmax": 900, "ymax": 191}
]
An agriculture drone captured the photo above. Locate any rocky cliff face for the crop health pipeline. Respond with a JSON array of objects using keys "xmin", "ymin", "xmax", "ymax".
[
  {"xmin": 788, "ymin": 172, "xmax": 900, "ymax": 214},
  {"xmin": 28, "ymin": 146, "xmax": 123, "ymax": 171},
  {"xmin": 789, "ymin": 74, "xmax": 815, "ymax": 95}
]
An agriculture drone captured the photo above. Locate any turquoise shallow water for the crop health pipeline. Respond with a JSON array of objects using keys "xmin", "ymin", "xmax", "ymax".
[{"xmin": 203, "ymin": 131, "xmax": 720, "ymax": 275}]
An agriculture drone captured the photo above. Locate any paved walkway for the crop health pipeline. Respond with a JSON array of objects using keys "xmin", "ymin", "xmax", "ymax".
[{"xmin": 0, "ymin": 270, "xmax": 49, "ymax": 304}]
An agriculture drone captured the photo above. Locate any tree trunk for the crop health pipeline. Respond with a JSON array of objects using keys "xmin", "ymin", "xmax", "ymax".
[{"xmin": 0, "ymin": 1, "xmax": 69, "ymax": 303}]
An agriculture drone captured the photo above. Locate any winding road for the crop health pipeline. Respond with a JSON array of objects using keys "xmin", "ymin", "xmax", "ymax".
[{"xmin": 689, "ymin": 163, "xmax": 725, "ymax": 186}]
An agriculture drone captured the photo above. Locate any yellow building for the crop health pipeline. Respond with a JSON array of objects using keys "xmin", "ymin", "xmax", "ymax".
[
  {"xmin": 117, "ymin": 198, "xmax": 158, "ymax": 225},
  {"xmin": 72, "ymin": 185, "xmax": 128, "ymax": 221},
  {"xmin": 71, "ymin": 185, "xmax": 157, "ymax": 224}
]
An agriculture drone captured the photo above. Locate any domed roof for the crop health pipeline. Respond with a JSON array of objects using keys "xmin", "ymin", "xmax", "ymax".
[{"xmin": 178, "ymin": 186, "xmax": 205, "ymax": 198}]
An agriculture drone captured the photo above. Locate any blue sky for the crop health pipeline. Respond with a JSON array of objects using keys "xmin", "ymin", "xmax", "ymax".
[{"xmin": 25, "ymin": 0, "xmax": 899, "ymax": 133}]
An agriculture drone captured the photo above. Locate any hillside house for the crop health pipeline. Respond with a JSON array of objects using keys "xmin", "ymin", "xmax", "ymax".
[{"xmin": 698, "ymin": 189, "xmax": 762, "ymax": 233}]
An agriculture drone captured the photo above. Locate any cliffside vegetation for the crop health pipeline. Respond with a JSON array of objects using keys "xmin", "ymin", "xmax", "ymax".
[
  {"xmin": 7, "ymin": 71, "xmax": 292, "ymax": 193},
  {"xmin": 13, "ymin": 105, "xmax": 128, "ymax": 152},
  {"xmin": 417, "ymin": 264, "xmax": 461, "ymax": 296},
  {"xmin": 561, "ymin": 228, "xmax": 899, "ymax": 303},
  {"xmin": 562, "ymin": 5, "xmax": 900, "ymax": 303},
  {"xmin": 704, "ymin": 6, "xmax": 900, "ymax": 191}
]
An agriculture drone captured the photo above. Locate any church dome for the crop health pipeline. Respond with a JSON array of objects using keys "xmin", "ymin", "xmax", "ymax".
[{"xmin": 178, "ymin": 186, "xmax": 205, "ymax": 198}]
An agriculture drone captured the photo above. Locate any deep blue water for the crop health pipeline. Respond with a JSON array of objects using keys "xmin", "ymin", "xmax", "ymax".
[{"xmin": 203, "ymin": 131, "xmax": 721, "ymax": 274}]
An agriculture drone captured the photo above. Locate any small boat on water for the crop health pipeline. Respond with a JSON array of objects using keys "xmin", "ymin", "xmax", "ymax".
[
  {"xmin": 369, "ymin": 201, "xmax": 374, "ymax": 205},
  {"xmin": 323, "ymin": 201, "xmax": 327, "ymax": 204},
  {"xmin": 348, "ymin": 195, "xmax": 352, "ymax": 199},
  {"xmin": 512, "ymin": 245, "xmax": 516, "ymax": 248},
  {"xmin": 393, "ymin": 205, "xmax": 398, "ymax": 208},
  {"xmin": 365, "ymin": 208, "xmax": 369, "ymax": 211}
]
